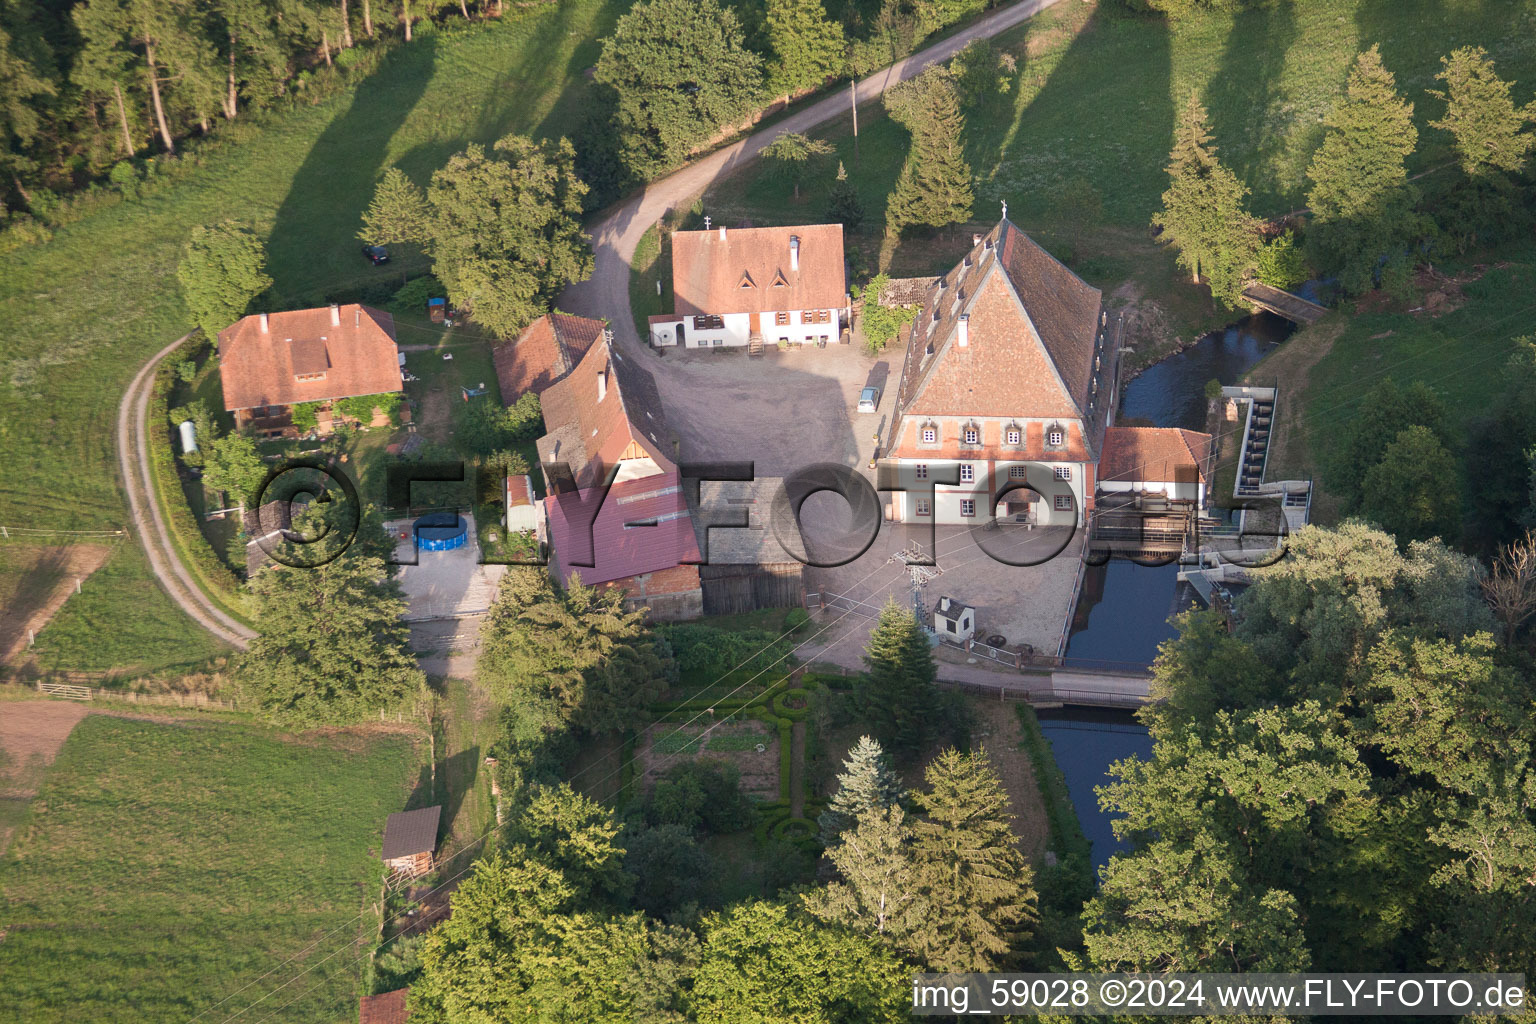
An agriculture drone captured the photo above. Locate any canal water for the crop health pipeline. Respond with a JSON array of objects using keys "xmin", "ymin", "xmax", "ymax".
[{"xmin": 1042, "ymin": 311, "xmax": 1294, "ymax": 873}]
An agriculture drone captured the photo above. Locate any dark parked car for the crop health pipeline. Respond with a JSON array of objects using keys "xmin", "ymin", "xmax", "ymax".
[{"xmin": 362, "ymin": 244, "xmax": 389, "ymax": 265}]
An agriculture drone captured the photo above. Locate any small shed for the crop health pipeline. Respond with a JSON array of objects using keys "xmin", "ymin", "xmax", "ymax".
[
  {"xmin": 381, "ymin": 806, "xmax": 441, "ymax": 879},
  {"xmin": 359, "ymin": 987, "xmax": 410, "ymax": 1024},
  {"xmin": 933, "ymin": 595, "xmax": 976, "ymax": 642},
  {"xmin": 505, "ymin": 473, "xmax": 538, "ymax": 533},
  {"xmin": 427, "ymin": 297, "xmax": 446, "ymax": 323}
]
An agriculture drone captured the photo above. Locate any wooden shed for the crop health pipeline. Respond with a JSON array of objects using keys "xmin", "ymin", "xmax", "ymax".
[{"xmin": 381, "ymin": 806, "xmax": 441, "ymax": 879}]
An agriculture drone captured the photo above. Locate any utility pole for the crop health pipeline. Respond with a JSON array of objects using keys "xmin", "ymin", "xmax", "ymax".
[
  {"xmin": 888, "ymin": 541, "xmax": 942, "ymax": 633},
  {"xmin": 850, "ymin": 79, "xmax": 859, "ymax": 160}
]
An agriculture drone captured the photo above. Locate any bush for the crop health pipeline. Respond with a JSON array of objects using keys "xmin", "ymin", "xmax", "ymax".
[
  {"xmin": 388, "ymin": 275, "xmax": 445, "ymax": 316},
  {"xmin": 783, "ymin": 607, "xmax": 809, "ymax": 635},
  {"xmin": 291, "ymin": 401, "xmax": 322, "ymax": 434},
  {"xmin": 0, "ymin": 214, "xmax": 52, "ymax": 251},
  {"xmin": 859, "ymin": 274, "xmax": 920, "ymax": 352},
  {"xmin": 1255, "ymin": 229, "xmax": 1310, "ymax": 290}
]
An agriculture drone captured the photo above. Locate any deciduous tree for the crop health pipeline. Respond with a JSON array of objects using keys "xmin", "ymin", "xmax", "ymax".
[
  {"xmin": 176, "ymin": 222, "xmax": 272, "ymax": 337},
  {"xmin": 762, "ymin": 0, "xmax": 845, "ymax": 104},
  {"xmin": 760, "ymin": 130, "xmax": 833, "ymax": 200},
  {"xmin": 594, "ymin": 0, "xmax": 762, "ymax": 180},
  {"xmin": 1359, "ymin": 424, "xmax": 1462, "ymax": 546},
  {"xmin": 506, "ymin": 783, "xmax": 628, "ymax": 906}
]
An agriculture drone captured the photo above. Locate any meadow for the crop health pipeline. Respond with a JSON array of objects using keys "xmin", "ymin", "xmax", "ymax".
[
  {"xmin": 0, "ymin": 1, "xmax": 626, "ymax": 667},
  {"xmin": 0, "ymin": 714, "xmax": 422, "ymax": 1024},
  {"xmin": 704, "ymin": 0, "xmax": 1536, "ymax": 352}
]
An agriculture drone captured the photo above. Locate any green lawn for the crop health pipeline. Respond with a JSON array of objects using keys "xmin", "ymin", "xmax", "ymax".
[
  {"xmin": 704, "ymin": 0, "xmax": 1536, "ymax": 357},
  {"xmin": 0, "ymin": 715, "xmax": 422, "ymax": 1024},
  {"xmin": 0, "ymin": 2, "xmax": 627, "ymax": 666}
]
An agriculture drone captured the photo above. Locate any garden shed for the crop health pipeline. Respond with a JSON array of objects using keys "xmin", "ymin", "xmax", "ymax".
[{"xmin": 381, "ymin": 806, "xmax": 441, "ymax": 878}]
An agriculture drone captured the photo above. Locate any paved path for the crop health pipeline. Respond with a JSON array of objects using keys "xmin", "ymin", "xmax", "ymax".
[
  {"xmin": 117, "ymin": 336, "xmax": 254, "ymax": 649},
  {"xmin": 559, "ymin": 0, "xmax": 1066, "ymax": 352}
]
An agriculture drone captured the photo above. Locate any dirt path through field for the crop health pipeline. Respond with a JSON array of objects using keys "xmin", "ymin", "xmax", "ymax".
[{"xmin": 0, "ymin": 701, "xmax": 91, "ymax": 854}]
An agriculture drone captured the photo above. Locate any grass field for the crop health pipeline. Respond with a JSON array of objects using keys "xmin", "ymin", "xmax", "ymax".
[
  {"xmin": 703, "ymin": 0, "xmax": 1536, "ymax": 358},
  {"xmin": 0, "ymin": 1, "xmax": 627, "ymax": 664},
  {"xmin": 0, "ymin": 714, "xmax": 422, "ymax": 1024}
]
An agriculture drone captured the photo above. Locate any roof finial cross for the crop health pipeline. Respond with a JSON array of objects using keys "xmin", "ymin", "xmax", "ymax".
[
  {"xmin": 703, "ymin": 215, "xmax": 712, "ymax": 231},
  {"xmin": 1000, "ymin": 199, "xmax": 1008, "ymax": 221}
]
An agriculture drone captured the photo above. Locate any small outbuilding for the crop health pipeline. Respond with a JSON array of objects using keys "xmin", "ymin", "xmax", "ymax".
[
  {"xmin": 381, "ymin": 806, "xmax": 441, "ymax": 879},
  {"xmin": 359, "ymin": 987, "xmax": 410, "ymax": 1024},
  {"xmin": 933, "ymin": 596, "xmax": 976, "ymax": 642}
]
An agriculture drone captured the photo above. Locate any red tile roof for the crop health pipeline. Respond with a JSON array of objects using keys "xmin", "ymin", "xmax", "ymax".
[
  {"xmin": 506, "ymin": 474, "xmax": 532, "ymax": 507},
  {"xmin": 889, "ymin": 220, "xmax": 1109, "ymax": 457},
  {"xmin": 1099, "ymin": 427, "xmax": 1212, "ymax": 483},
  {"xmin": 492, "ymin": 312, "xmax": 605, "ymax": 399},
  {"xmin": 535, "ymin": 335, "xmax": 671, "ymax": 490},
  {"xmin": 217, "ymin": 305, "xmax": 400, "ymax": 412},
  {"xmin": 359, "ymin": 988, "xmax": 410, "ymax": 1024},
  {"xmin": 545, "ymin": 472, "xmax": 702, "ymax": 587},
  {"xmin": 670, "ymin": 224, "xmax": 846, "ymax": 316}
]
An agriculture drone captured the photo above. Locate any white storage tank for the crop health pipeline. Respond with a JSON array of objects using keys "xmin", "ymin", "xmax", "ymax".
[{"xmin": 179, "ymin": 420, "xmax": 197, "ymax": 454}]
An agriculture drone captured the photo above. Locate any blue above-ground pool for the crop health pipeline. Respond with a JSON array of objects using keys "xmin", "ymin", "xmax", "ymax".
[{"xmin": 415, "ymin": 512, "xmax": 468, "ymax": 552}]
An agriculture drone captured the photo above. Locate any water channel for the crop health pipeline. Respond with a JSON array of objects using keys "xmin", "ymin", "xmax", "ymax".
[{"xmin": 1041, "ymin": 311, "xmax": 1294, "ymax": 873}]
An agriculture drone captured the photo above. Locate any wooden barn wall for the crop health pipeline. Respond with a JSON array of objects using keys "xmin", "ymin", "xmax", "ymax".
[{"xmin": 699, "ymin": 563, "xmax": 805, "ymax": 615}]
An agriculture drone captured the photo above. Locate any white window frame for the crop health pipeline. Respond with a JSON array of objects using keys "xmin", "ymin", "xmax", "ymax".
[
  {"xmin": 921, "ymin": 427, "xmax": 937, "ymax": 444},
  {"xmin": 915, "ymin": 498, "xmax": 931, "ymax": 517},
  {"xmin": 1054, "ymin": 494, "xmax": 1073, "ymax": 511},
  {"xmin": 960, "ymin": 464, "xmax": 975, "ymax": 484},
  {"xmin": 915, "ymin": 464, "xmax": 928, "ymax": 480},
  {"xmin": 1054, "ymin": 466, "xmax": 1071, "ymax": 481},
  {"xmin": 1008, "ymin": 465, "xmax": 1027, "ymax": 479},
  {"xmin": 960, "ymin": 499, "xmax": 976, "ymax": 518},
  {"xmin": 963, "ymin": 427, "xmax": 979, "ymax": 445},
  {"xmin": 1006, "ymin": 429, "xmax": 1021, "ymax": 446},
  {"xmin": 1047, "ymin": 429, "xmax": 1064, "ymax": 447}
]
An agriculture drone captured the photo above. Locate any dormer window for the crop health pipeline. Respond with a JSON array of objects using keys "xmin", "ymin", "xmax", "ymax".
[
  {"xmin": 961, "ymin": 423, "xmax": 980, "ymax": 447},
  {"xmin": 920, "ymin": 422, "xmax": 938, "ymax": 445},
  {"xmin": 739, "ymin": 272, "xmax": 755, "ymax": 288},
  {"xmin": 1045, "ymin": 423, "xmax": 1066, "ymax": 449},
  {"xmin": 1004, "ymin": 423, "xmax": 1023, "ymax": 447}
]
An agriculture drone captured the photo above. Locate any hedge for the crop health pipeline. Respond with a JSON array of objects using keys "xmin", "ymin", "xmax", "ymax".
[
  {"xmin": 1015, "ymin": 705, "xmax": 1095, "ymax": 901},
  {"xmin": 145, "ymin": 340, "xmax": 254, "ymax": 623},
  {"xmin": 771, "ymin": 817, "xmax": 816, "ymax": 842},
  {"xmin": 770, "ymin": 686, "xmax": 818, "ymax": 721}
]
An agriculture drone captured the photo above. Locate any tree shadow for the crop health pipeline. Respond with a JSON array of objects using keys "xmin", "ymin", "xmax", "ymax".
[
  {"xmin": 1204, "ymin": 0, "xmax": 1299, "ymax": 209},
  {"xmin": 266, "ymin": 36, "xmax": 441, "ymax": 307}
]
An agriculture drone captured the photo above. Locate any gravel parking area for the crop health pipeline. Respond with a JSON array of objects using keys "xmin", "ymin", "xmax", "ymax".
[{"xmin": 646, "ymin": 345, "xmax": 896, "ymax": 476}]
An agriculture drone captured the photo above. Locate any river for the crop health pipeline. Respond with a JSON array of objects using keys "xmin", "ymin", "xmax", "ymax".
[{"xmin": 1041, "ymin": 311, "xmax": 1294, "ymax": 873}]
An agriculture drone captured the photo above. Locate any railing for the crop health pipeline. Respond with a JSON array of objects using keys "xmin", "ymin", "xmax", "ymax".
[
  {"xmin": 35, "ymin": 681, "xmax": 240, "ymax": 710},
  {"xmin": 937, "ymin": 679, "xmax": 1149, "ymax": 709}
]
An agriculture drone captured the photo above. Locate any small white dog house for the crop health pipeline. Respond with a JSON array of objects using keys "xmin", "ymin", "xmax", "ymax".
[{"xmin": 933, "ymin": 596, "xmax": 976, "ymax": 641}]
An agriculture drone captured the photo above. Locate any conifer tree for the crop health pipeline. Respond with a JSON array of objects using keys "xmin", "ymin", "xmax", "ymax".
[
  {"xmin": 908, "ymin": 748, "xmax": 1036, "ymax": 971},
  {"xmin": 855, "ymin": 600, "xmax": 941, "ymax": 761},
  {"xmin": 819, "ymin": 734, "xmax": 905, "ymax": 845},
  {"xmin": 803, "ymin": 805, "xmax": 922, "ymax": 942},
  {"xmin": 238, "ymin": 555, "xmax": 426, "ymax": 725},
  {"xmin": 478, "ymin": 570, "xmax": 672, "ymax": 735},
  {"xmin": 885, "ymin": 65, "xmax": 973, "ymax": 235},
  {"xmin": 762, "ymin": 0, "xmax": 845, "ymax": 105},
  {"xmin": 1305, "ymin": 46, "xmax": 1423, "ymax": 295},
  {"xmin": 825, "ymin": 160, "xmax": 865, "ymax": 231},
  {"xmin": 1429, "ymin": 46, "xmax": 1536, "ymax": 179},
  {"xmin": 1151, "ymin": 93, "xmax": 1260, "ymax": 308},
  {"xmin": 0, "ymin": 0, "xmax": 56, "ymax": 183}
]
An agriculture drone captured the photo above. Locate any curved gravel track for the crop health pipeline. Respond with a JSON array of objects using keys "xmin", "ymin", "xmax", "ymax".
[{"xmin": 117, "ymin": 335, "xmax": 255, "ymax": 650}]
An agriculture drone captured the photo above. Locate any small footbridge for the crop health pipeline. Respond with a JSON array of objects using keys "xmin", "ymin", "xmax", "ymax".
[{"xmin": 1241, "ymin": 281, "xmax": 1328, "ymax": 325}]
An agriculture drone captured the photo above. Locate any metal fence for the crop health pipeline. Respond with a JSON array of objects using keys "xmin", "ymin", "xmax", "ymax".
[{"xmin": 35, "ymin": 681, "xmax": 239, "ymax": 710}]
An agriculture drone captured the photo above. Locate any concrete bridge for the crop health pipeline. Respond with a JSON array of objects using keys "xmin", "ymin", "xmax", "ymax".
[
  {"xmin": 1241, "ymin": 281, "xmax": 1328, "ymax": 324},
  {"xmin": 937, "ymin": 664, "xmax": 1152, "ymax": 709}
]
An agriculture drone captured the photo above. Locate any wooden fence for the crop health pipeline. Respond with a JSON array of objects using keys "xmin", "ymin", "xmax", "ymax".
[{"xmin": 35, "ymin": 681, "xmax": 239, "ymax": 710}]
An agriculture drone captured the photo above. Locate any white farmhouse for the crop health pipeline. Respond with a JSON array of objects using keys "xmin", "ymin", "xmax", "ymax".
[{"xmin": 648, "ymin": 223, "xmax": 849, "ymax": 351}]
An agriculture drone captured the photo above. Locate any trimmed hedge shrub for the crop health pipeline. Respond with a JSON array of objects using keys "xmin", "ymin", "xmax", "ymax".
[
  {"xmin": 770, "ymin": 687, "xmax": 813, "ymax": 721},
  {"xmin": 771, "ymin": 816, "xmax": 816, "ymax": 842}
]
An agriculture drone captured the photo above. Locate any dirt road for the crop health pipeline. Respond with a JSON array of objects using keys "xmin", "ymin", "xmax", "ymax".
[
  {"xmin": 559, "ymin": 0, "xmax": 1065, "ymax": 357},
  {"xmin": 116, "ymin": 335, "xmax": 254, "ymax": 649}
]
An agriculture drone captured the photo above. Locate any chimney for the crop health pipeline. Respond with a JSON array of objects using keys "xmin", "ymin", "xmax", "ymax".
[
  {"xmin": 330, "ymin": 303, "xmax": 340, "ymax": 326},
  {"xmin": 597, "ymin": 368, "xmax": 608, "ymax": 402},
  {"xmin": 719, "ymin": 225, "xmax": 727, "ymax": 241},
  {"xmin": 940, "ymin": 596, "xmax": 951, "ymax": 612},
  {"xmin": 259, "ymin": 312, "xmax": 269, "ymax": 332},
  {"xmin": 790, "ymin": 235, "xmax": 800, "ymax": 272},
  {"xmin": 957, "ymin": 314, "xmax": 970, "ymax": 347}
]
